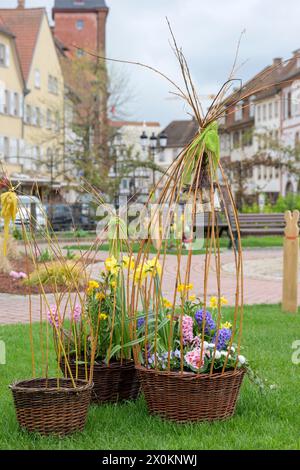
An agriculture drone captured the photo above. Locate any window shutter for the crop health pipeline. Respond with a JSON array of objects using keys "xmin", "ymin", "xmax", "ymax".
[
  {"xmin": 19, "ymin": 93, "xmax": 23, "ymax": 118},
  {"xmin": 0, "ymin": 81, "xmax": 4, "ymax": 113},
  {"xmin": 19, "ymin": 139, "xmax": 25, "ymax": 164},
  {"xmin": 5, "ymin": 45, "xmax": 10, "ymax": 67},
  {"xmin": 0, "ymin": 136, "xmax": 4, "ymax": 156}
]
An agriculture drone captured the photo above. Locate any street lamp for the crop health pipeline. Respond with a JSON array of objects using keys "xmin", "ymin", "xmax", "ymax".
[{"xmin": 139, "ymin": 129, "xmax": 168, "ymax": 190}]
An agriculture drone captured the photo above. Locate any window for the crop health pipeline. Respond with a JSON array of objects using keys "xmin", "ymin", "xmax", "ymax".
[
  {"xmin": 34, "ymin": 69, "xmax": 41, "ymax": 89},
  {"xmin": 48, "ymin": 75, "xmax": 58, "ymax": 95},
  {"xmin": 249, "ymin": 96, "xmax": 255, "ymax": 118},
  {"xmin": 55, "ymin": 112, "xmax": 60, "ymax": 132},
  {"xmin": 122, "ymin": 179, "xmax": 128, "ymax": 189},
  {"xmin": 0, "ymin": 44, "xmax": 5, "ymax": 66},
  {"xmin": 234, "ymin": 103, "xmax": 243, "ymax": 121},
  {"xmin": 295, "ymin": 132, "xmax": 300, "ymax": 147},
  {"xmin": 287, "ymin": 91, "xmax": 292, "ymax": 118},
  {"xmin": 263, "ymin": 166, "xmax": 267, "ymax": 179},
  {"xmin": 36, "ymin": 107, "xmax": 41, "ymax": 127},
  {"xmin": 4, "ymin": 137, "xmax": 9, "ymax": 160},
  {"xmin": 76, "ymin": 20, "xmax": 84, "ymax": 30},
  {"xmin": 25, "ymin": 104, "xmax": 31, "ymax": 124},
  {"xmin": 274, "ymin": 100, "xmax": 279, "ymax": 118},
  {"xmin": 76, "ymin": 49, "xmax": 84, "ymax": 58},
  {"xmin": 257, "ymin": 105, "xmax": 261, "ymax": 122},
  {"xmin": 46, "ymin": 109, "xmax": 52, "ymax": 129},
  {"xmin": 268, "ymin": 102, "xmax": 273, "ymax": 119},
  {"xmin": 13, "ymin": 92, "xmax": 19, "ymax": 116},
  {"xmin": 233, "ymin": 131, "xmax": 240, "ymax": 148},
  {"xmin": 257, "ymin": 165, "xmax": 262, "ymax": 180},
  {"xmin": 32, "ymin": 107, "xmax": 37, "ymax": 126},
  {"xmin": 4, "ymin": 90, "xmax": 10, "ymax": 114},
  {"xmin": 262, "ymin": 104, "xmax": 267, "ymax": 120}
]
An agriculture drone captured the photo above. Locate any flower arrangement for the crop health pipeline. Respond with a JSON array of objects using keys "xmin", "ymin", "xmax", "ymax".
[{"xmin": 138, "ymin": 289, "xmax": 247, "ymax": 374}]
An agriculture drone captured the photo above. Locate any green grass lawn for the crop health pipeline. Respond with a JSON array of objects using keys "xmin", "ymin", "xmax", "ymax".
[
  {"xmin": 0, "ymin": 304, "xmax": 299, "ymax": 450},
  {"xmin": 63, "ymin": 235, "xmax": 284, "ymax": 255}
]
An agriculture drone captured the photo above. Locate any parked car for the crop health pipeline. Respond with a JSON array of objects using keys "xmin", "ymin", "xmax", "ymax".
[{"xmin": 45, "ymin": 204, "xmax": 74, "ymax": 232}]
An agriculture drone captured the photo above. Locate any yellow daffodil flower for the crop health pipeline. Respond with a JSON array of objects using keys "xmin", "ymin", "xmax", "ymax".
[
  {"xmin": 87, "ymin": 280, "xmax": 99, "ymax": 294},
  {"xmin": 221, "ymin": 321, "xmax": 232, "ymax": 329},
  {"xmin": 163, "ymin": 298, "xmax": 172, "ymax": 308},
  {"xmin": 144, "ymin": 257, "xmax": 162, "ymax": 277},
  {"xmin": 209, "ymin": 296, "xmax": 218, "ymax": 309},
  {"xmin": 189, "ymin": 294, "xmax": 196, "ymax": 302},
  {"xmin": 96, "ymin": 292, "xmax": 105, "ymax": 301},
  {"xmin": 122, "ymin": 255, "xmax": 135, "ymax": 271},
  {"xmin": 105, "ymin": 256, "xmax": 120, "ymax": 276},
  {"xmin": 166, "ymin": 314, "xmax": 171, "ymax": 320},
  {"xmin": 177, "ymin": 283, "xmax": 193, "ymax": 293},
  {"xmin": 221, "ymin": 296, "xmax": 228, "ymax": 305},
  {"xmin": 110, "ymin": 280, "xmax": 117, "ymax": 289},
  {"xmin": 99, "ymin": 313, "xmax": 108, "ymax": 320}
]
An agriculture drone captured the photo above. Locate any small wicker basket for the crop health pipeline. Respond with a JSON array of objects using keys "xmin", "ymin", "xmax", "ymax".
[
  {"xmin": 10, "ymin": 377, "xmax": 93, "ymax": 436},
  {"xmin": 136, "ymin": 366, "xmax": 245, "ymax": 423},
  {"xmin": 61, "ymin": 359, "xmax": 140, "ymax": 404}
]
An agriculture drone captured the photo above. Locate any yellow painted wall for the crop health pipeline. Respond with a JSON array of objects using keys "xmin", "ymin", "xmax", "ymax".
[
  {"xmin": 0, "ymin": 31, "xmax": 24, "ymax": 175},
  {"xmin": 23, "ymin": 11, "xmax": 64, "ymax": 179}
]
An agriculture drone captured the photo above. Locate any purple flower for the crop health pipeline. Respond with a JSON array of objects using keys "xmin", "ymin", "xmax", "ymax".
[
  {"xmin": 47, "ymin": 305, "xmax": 60, "ymax": 327},
  {"xmin": 137, "ymin": 316, "xmax": 145, "ymax": 329},
  {"xmin": 73, "ymin": 304, "xmax": 81, "ymax": 323},
  {"xmin": 195, "ymin": 309, "xmax": 216, "ymax": 334},
  {"xmin": 213, "ymin": 328, "xmax": 232, "ymax": 350}
]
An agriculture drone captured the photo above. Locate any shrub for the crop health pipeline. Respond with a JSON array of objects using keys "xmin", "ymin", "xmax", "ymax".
[{"xmin": 24, "ymin": 260, "xmax": 86, "ymax": 289}]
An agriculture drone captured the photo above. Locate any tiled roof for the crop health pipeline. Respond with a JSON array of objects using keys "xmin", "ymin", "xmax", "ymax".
[
  {"xmin": 160, "ymin": 119, "xmax": 199, "ymax": 148},
  {"xmin": 0, "ymin": 15, "xmax": 14, "ymax": 37},
  {"xmin": 53, "ymin": 0, "xmax": 108, "ymax": 10},
  {"xmin": 0, "ymin": 8, "xmax": 44, "ymax": 81}
]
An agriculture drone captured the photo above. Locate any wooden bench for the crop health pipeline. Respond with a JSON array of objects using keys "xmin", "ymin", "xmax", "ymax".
[{"xmin": 228, "ymin": 212, "xmax": 291, "ymax": 248}]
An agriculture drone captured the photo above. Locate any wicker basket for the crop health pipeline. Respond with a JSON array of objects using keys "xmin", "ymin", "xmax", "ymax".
[
  {"xmin": 61, "ymin": 359, "xmax": 140, "ymax": 404},
  {"xmin": 10, "ymin": 377, "xmax": 93, "ymax": 436},
  {"xmin": 136, "ymin": 366, "xmax": 245, "ymax": 423}
]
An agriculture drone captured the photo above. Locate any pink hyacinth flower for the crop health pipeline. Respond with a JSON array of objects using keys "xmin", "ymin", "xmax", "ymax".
[
  {"xmin": 73, "ymin": 304, "xmax": 82, "ymax": 323},
  {"xmin": 47, "ymin": 305, "xmax": 60, "ymax": 328},
  {"xmin": 182, "ymin": 315, "xmax": 194, "ymax": 345},
  {"xmin": 184, "ymin": 348, "xmax": 205, "ymax": 370},
  {"xmin": 9, "ymin": 271, "xmax": 20, "ymax": 279}
]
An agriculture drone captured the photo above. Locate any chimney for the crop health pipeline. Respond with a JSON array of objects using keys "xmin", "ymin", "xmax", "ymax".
[
  {"xmin": 273, "ymin": 57, "xmax": 282, "ymax": 66},
  {"xmin": 17, "ymin": 0, "xmax": 25, "ymax": 9}
]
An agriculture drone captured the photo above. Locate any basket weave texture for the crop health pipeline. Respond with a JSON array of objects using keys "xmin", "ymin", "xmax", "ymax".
[
  {"xmin": 10, "ymin": 377, "xmax": 93, "ymax": 436},
  {"xmin": 136, "ymin": 366, "xmax": 245, "ymax": 423},
  {"xmin": 61, "ymin": 359, "xmax": 140, "ymax": 404}
]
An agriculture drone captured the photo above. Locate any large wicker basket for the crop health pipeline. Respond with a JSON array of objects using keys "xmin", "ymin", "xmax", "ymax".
[
  {"xmin": 61, "ymin": 359, "xmax": 140, "ymax": 404},
  {"xmin": 10, "ymin": 377, "xmax": 93, "ymax": 436},
  {"xmin": 136, "ymin": 366, "xmax": 245, "ymax": 423}
]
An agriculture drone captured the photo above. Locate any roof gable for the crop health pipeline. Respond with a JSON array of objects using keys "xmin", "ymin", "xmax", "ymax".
[{"xmin": 0, "ymin": 8, "xmax": 44, "ymax": 81}]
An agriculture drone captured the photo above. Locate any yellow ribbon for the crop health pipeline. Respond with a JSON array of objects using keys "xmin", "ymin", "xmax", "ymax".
[{"xmin": 0, "ymin": 190, "xmax": 17, "ymax": 256}]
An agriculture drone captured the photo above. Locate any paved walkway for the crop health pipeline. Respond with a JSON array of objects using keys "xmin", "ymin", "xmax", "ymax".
[{"xmin": 0, "ymin": 248, "xmax": 299, "ymax": 325}]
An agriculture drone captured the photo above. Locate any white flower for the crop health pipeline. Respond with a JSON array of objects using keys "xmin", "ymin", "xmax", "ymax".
[
  {"xmin": 203, "ymin": 341, "xmax": 209, "ymax": 349},
  {"xmin": 229, "ymin": 346, "xmax": 235, "ymax": 353},
  {"xmin": 221, "ymin": 351, "xmax": 228, "ymax": 357},
  {"xmin": 208, "ymin": 343, "xmax": 215, "ymax": 349},
  {"xmin": 238, "ymin": 355, "xmax": 246, "ymax": 365},
  {"xmin": 214, "ymin": 350, "xmax": 221, "ymax": 359}
]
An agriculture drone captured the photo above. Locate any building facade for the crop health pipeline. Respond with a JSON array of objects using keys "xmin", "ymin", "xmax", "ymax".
[
  {"xmin": 52, "ymin": 0, "xmax": 109, "ymax": 58},
  {"xmin": 0, "ymin": 15, "xmax": 25, "ymax": 179},
  {"xmin": 0, "ymin": 4, "xmax": 65, "ymax": 200},
  {"xmin": 220, "ymin": 51, "xmax": 300, "ymax": 207},
  {"xmin": 109, "ymin": 121, "xmax": 161, "ymax": 202}
]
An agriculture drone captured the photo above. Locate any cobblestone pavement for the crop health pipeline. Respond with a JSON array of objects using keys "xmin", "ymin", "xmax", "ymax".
[{"xmin": 1, "ymin": 248, "xmax": 299, "ymax": 325}]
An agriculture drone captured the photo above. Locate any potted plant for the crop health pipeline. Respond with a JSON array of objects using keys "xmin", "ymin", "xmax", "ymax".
[
  {"xmin": 2, "ymin": 185, "xmax": 94, "ymax": 436},
  {"xmin": 59, "ymin": 251, "xmax": 142, "ymax": 404}
]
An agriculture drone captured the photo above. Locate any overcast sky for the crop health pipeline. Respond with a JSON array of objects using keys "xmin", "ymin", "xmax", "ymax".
[{"xmin": 3, "ymin": 0, "xmax": 300, "ymax": 127}]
